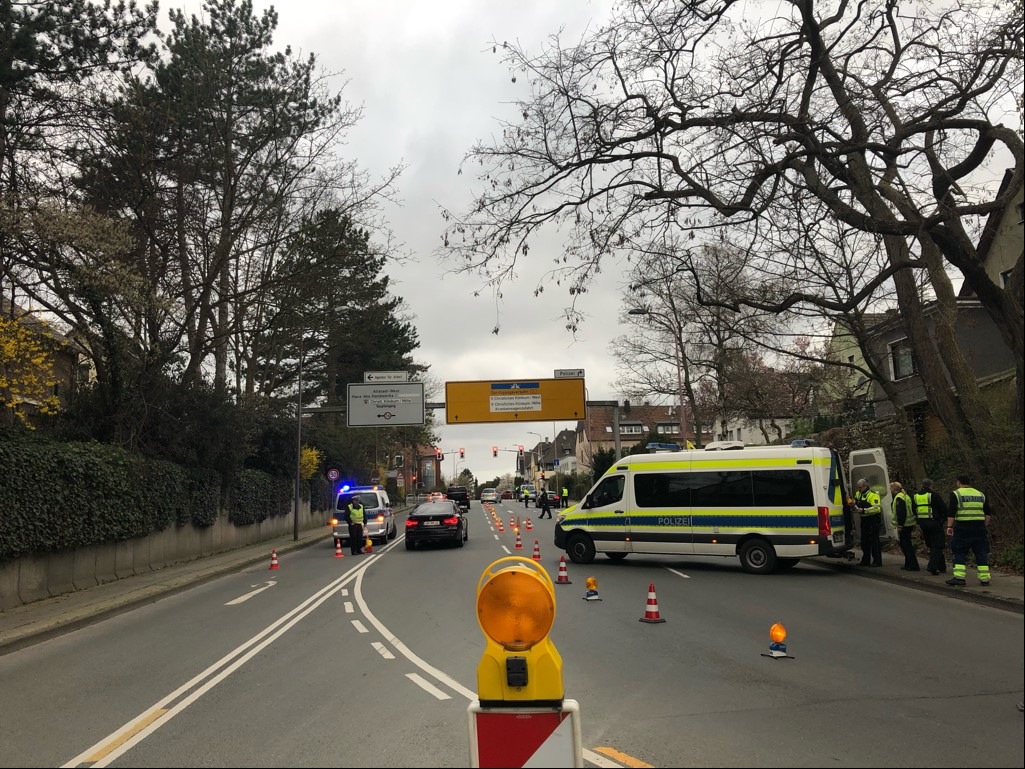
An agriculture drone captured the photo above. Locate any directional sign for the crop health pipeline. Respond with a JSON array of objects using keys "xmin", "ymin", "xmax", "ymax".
[
  {"xmin": 347, "ymin": 382, "xmax": 425, "ymax": 427},
  {"xmin": 364, "ymin": 370, "xmax": 409, "ymax": 383},
  {"xmin": 445, "ymin": 378, "xmax": 586, "ymax": 424},
  {"xmin": 553, "ymin": 369, "xmax": 585, "ymax": 379}
]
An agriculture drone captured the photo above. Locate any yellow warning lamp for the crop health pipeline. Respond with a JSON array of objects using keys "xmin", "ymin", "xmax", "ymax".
[
  {"xmin": 476, "ymin": 556, "xmax": 564, "ymax": 705},
  {"xmin": 585, "ymin": 576, "xmax": 598, "ymax": 591},
  {"xmin": 770, "ymin": 622, "xmax": 787, "ymax": 643}
]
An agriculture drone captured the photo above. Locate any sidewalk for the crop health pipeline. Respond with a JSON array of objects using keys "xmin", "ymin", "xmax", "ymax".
[
  {"xmin": 2, "ymin": 532, "xmax": 1022, "ymax": 655},
  {"xmin": 0, "ymin": 525, "xmax": 334, "ymax": 655}
]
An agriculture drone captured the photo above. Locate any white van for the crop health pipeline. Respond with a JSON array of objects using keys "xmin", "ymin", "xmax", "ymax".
[{"xmin": 554, "ymin": 444, "xmax": 889, "ymax": 573}]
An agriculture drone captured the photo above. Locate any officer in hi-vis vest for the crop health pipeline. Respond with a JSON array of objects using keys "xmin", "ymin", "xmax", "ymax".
[
  {"xmin": 890, "ymin": 481, "xmax": 919, "ymax": 571},
  {"xmin": 944, "ymin": 475, "xmax": 993, "ymax": 586},
  {"xmin": 853, "ymin": 478, "xmax": 883, "ymax": 567}
]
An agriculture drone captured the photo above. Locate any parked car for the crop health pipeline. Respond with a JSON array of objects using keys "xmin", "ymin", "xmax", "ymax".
[
  {"xmin": 404, "ymin": 500, "xmax": 468, "ymax": 550},
  {"xmin": 331, "ymin": 487, "xmax": 397, "ymax": 547},
  {"xmin": 480, "ymin": 487, "xmax": 499, "ymax": 504}
]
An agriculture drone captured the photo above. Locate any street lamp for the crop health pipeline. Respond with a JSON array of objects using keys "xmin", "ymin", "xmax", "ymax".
[{"xmin": 628, "ymin": 306, "xmax": 688, "ymax": 448}]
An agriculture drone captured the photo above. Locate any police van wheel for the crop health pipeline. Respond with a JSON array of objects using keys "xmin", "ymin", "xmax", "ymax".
[
  {"xmin": 606, "ymin": 552, "xmax": 628, "ymax": 561},
  {"xmin": 566, "ymin": 533, "xmax": 596, "ymax": 564},
  {"xmin": 739, "ymin": 539, "xmax": 777, "ymax": 574}
]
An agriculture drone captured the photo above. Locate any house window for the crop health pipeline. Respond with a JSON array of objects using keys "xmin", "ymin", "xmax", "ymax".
[
  {"xmin": 736, "ymin": 427, "xmax": 742, "ymax": 441},
  {"xmin": 1000, "ymin": 268, "xmax": 1014, "ymax": 288},
  {"xmin": 656, "ymin": 423, "xmax": 680, "ymax": 435},
  {"xmin": 847, "ymin": 355, "xmax": 855, "ymax": 363},
  {"xmin": 889, "ymin": 338, "xmax": 916, "ymax": 381},
  {"xmin": 621, "ymin": 424, "xmax": 644, "ymax": 435}
]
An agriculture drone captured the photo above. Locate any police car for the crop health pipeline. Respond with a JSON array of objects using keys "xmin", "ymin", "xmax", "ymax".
[{"xmin": 331, "ymin": 486, "xmax": 397, "ymax": 547}]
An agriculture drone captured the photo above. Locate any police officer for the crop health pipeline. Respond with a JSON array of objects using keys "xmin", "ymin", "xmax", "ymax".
[
  {"xmin": 853, "ymin": 478, "xmax": 883, "ymax": 567},
  {"xmin": 562, "ymin": 485, "xmax": 569, "ymax": 508},
  {"xmin": 944, "ymin": 474, "xmax": 994, "ymax": 586},
  {"xmin": 890, "ymin": 481, "xmax": 919, "ymax": 571},
  {"xmin": 523, "ymin": 487, "xmax": 530, "ymax": 509},
  {"xmin": 347, "ymin": 495, "xmax": 366, "ymax": 555},
  {"xmin": 913, "ymin": 478, "xmax": 948, "ymax": 575},
  {"xmin": 538, "ymin": 488, "xmax": 552, "ymax": 519}
]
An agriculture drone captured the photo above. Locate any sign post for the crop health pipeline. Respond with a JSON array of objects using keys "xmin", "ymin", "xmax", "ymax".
[{"xmin": 468, "ymin": 556, "xmax": 583, "ymax": 768}]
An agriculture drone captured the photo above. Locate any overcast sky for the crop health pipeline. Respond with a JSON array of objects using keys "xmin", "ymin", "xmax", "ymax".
[{"xmin": 166, "ymin": 0, "xmax": 630, "ymax": 482}]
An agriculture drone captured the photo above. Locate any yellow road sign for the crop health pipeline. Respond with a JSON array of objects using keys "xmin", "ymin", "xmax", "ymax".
[{"xmin": 445, "ymin": 378, "xmax": 586, "ymax": 424}]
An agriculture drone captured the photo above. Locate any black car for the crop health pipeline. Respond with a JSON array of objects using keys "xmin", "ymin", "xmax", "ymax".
[
  {"xmin": 446, "ymin": 485, "xmax": 471, "ymax": 511},
  {"xmin": 405, "ymin": 500, "xmax": 468, "ymax": 550}
]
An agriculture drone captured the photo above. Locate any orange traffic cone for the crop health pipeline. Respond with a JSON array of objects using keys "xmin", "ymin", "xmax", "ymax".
[
  {"xmin": 639, "ymin": 582, "xmax": 666, "ymax": 623},
  {"xmin": 532, "ymin": 539, "xmax": 541, "ymax": 561},
  {"xmin": 556, "ymin": 555, "xmax": 572, "ymax": 584},
  {"xmin": 269, "ymin": 549, "xmax": 280, "ymax": 570},
  {"xmin": 515, "ymin": 531, "xmax": 523, "ymax": 549},
  {"xmin": 497, "ymin": 520, "xmax": 505, "ymax": 532},
  {"xmin": 334, "ymin": 539, "xmax": 345, "ymax": 558},
  {"xmin": 526, "ymin": 517, "xmax": 533, "ymax": 531}
]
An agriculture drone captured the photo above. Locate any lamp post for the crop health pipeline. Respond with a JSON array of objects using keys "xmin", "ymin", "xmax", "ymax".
[
  {"xmin": 293, "ymin": 333, "xmax": 304, "ymax": 542},
  {"xmin": 628, "ymin": 307, "xmax": 688, "ymax": 448}
]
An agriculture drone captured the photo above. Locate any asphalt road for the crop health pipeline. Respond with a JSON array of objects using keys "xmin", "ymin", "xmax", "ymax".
[{"xmin": 0, "ymin": 501, "xmax": 1022, "ymax": 768}]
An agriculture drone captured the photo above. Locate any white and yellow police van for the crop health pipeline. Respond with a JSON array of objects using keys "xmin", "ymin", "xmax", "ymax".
[{"xmin": 554, "ymin": 443, "xmax": 890, "ymax": 573}]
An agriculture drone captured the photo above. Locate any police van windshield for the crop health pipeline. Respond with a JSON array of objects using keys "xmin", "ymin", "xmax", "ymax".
[{"xmin": 337, "ymin": 492, "xmax": 382, "ymax": 510}]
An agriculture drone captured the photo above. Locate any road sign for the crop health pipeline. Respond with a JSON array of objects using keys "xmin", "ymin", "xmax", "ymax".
[
  {"xmin": 327, "ymin": 468, "xmax": 340, "ymax": 481},
  {"xmin": 364, "ymin": 370, "xmax": 409, "ymax": 383},
  {"xmin": 468, "ymin": 700, "xmax": 582, "ymax": 768},
  {"xmin": 553, "ymin": 369, "xmax": 584, "ymax": 378},
  {"xmin": 445, "ymin": 378, "xmax": 586, "ymax": 424},
  {"xmin": 347, "ymin": 382, "xmax": 425, "ymax": 427}
]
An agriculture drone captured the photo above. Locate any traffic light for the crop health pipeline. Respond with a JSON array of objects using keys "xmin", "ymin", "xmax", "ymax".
[
  {"xmin": 475, "ymin": 556, "xmax": 563, "ymax": 704},
  {"xmin": 492, "ymin": 446, "xmax": 498, "ymax": 458},
  {"xmin": 459, "ymin": 447, "xmax": 465, "ymax": 459},
  {"xmin": 517, "ymin": 445, "xmax": 524, "ymax": 457},
  {"xmin": 435, "ymin": 447, "xmax": 442, "ymax": 458}
]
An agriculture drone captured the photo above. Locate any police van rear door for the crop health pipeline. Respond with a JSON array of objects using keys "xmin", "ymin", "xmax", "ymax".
[{"xmin": 849, "ymin": 448, "xmax": 894, "ymax": 542}]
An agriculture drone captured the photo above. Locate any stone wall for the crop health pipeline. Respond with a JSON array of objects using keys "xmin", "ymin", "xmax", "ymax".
[{"xmin": 0, "ymin": 502, "xmax": 325, "ymax": 611}]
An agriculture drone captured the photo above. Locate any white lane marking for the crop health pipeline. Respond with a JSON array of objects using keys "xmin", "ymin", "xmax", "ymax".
[
  {"xmin": 667, "ymin": 567, "xmax": 691, "ymax": 579},
  {"xmin": 501, "ymin": 546, "xmax": 511, "ymax": 554},
  {"xmin": 405, "ymin": 673, "xmax": 451, "ymax": 700},
  {"xmin": 62, "ymin": 556, "xmax": 379, "ymax": 768},
  {"xmin": 224, "ymin": 580, "xmax": 276, "ymax": 605},
  {"xmin": 351, "ymin": 573, "xmax": 624, "ymax": 768},
  {"xmin": 372, "ymin": 641, "xmax": 395, "ymax": 659},
  {"xmin": 352, "ymin": 619, "xmax": 369, "ymax": 633},
  {"xmin": 341, "ymin": 588, "xmax": 349, "ymax": 597},
  {"xmin": 343, "ymin": 601, "xmax": 354, "ymax": 613},
  {"xmin": 494, "ymin": 533, "xmax": 500, "ymax": 540}
]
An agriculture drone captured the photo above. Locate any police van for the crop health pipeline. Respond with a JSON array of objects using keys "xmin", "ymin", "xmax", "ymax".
[{"xmin": 554, "ymin": 443, "xmax": 890, "ymax": 573}]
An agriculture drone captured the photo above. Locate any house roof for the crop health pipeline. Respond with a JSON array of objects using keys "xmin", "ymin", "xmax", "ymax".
[{"xmin": 578, "ymin": 402, "xmax": 688, "ymax": 441}]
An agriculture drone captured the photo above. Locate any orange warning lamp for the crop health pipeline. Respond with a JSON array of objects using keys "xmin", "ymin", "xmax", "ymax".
[
  {"xmin": 476, "ymin": 556, "xmax": 563, "ymax": 705},
  {"xmin": 770, "ymin": 622, "xmax": 787, "ymax": 643},
  {"xmin": 585, "ymin": 576, "xmax": 598, "ymax": 591}
]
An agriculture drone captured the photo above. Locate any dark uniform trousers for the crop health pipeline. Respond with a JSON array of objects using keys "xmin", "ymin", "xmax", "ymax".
[
  {"xmin": 348, "ymin": 521, "xmax": 364, "ymax": 555},
  {"xmin": 918, "ymin": 518, "xmax": 946, "ymax": 573}
]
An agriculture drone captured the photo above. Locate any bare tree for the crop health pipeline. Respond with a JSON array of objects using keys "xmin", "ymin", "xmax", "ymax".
[{"xmin": 443, "ymin": 0, "xmax": 1022, "ymax": 501}]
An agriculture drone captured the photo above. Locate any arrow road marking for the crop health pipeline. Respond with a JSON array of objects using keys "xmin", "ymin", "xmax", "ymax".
[{"xmin": 224, "ymin": 581, "xmax": 276, "ymax": 605}]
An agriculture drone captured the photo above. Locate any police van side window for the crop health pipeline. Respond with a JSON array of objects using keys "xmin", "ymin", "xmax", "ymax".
[
  {"xmin": 752, "ymin": 470, "xmax": 814, "ymax": 506},
  {"xmin": 635, "ymin": 473, "xmax": 691, "ymax": 508},
  {"xmin": 589, "ymin": 475, "xmax": 625, "ymax": 507},
  {"xmin": 692, "ymin": 471, "xmax": 752, "ymax": 507}
]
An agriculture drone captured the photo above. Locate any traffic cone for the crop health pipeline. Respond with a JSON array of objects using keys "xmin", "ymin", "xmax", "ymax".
[
  {"xmin": 526, "ymin": 517, "xmax": 533, "ymax": 531},
  {"xmin": 532, "ymin": 539, "xmax": 541, "ymax": 561},
  {"xmin": 269, "ymin": 549, "xmax": 280, "ymax": 570},
  {"xmin": 334, "ymin": 539, "xmax": 345, "ymax": 558},
  {"xmin": 639, "ymin": 582, "xmax": 666, "ymax": 623},
  {"xmin": 515, "ymin": 531, "xmax": 523, "ymax": 550},
  {"xmin": 556, "ymin": 555, "xmax": 572, "ymax": 584},
  {"xmin": 497, "ymin": 520, "xmax": 504, "ymax": 532}
]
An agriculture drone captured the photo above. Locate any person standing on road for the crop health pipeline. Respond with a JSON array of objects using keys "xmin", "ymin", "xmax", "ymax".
[
  {"xmin": 890, "ymin": 481, "xmax": 919, "ymax": 571},
  {"xmin": 945, "ymin": 474, "xmax": 994, "ymax": 586},
  {"xmin": 853, "ymin": 478, "xmax": 883, "ymax": 567},
  {"xmin": 523, "ymin": 487, "xmax": 530, "ymax": 509},
  {"xmin": 913, "ymin": 478, "xmax": 948, "ymax": 575},
  {"xmin": 562, "ymin": 485, "xmax": 569, "ymax": 508},
  {"xmin": 347, "ymin": 495, "xmax": 366, "ymax": 555},
  {"xmin": 538, "ymin": 488, "xmax": 552, "ymax": 519}
]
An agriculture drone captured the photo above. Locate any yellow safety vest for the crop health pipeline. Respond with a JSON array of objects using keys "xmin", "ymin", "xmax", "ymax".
[
  {"xmin": 855, "ymin": 489, "xmax": 881, "ymax": 516},
  {"xmin": 347, "ymin": 503, "xmax": 365, "ymax": 525},
  {"xmin": 952, "ymin": 487, "xmax": 986, "ymax": 522},
  {"xmin": 892, "ymin": 491, "xmax": 915, "ymax": 526}
]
